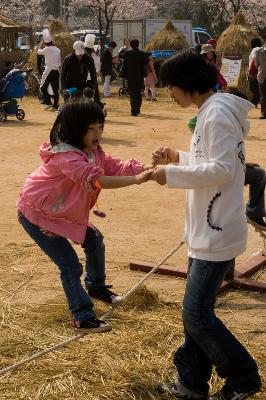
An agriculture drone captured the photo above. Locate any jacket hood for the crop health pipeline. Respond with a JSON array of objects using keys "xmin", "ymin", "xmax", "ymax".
[
  {"xmin": 199, "ymin": 93, "xmax": 254, "ymax": 138},
  {"xmin": 39, "ymin": 142, "xmax": 83, "ymax": 162}
]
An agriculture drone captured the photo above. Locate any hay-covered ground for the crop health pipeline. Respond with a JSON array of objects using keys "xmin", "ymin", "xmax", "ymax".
[{"xmin": 0, "ymin": 89, "xmax": 265, "ymax": 399}]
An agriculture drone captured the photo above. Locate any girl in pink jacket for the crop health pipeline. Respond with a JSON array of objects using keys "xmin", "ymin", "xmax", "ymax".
[{"xmin": 17, "ymin": 98, "xmax": 152, "ymax": 333}]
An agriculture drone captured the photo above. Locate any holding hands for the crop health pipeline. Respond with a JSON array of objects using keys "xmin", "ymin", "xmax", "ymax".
[{"xmin": 149, "ymin": 147, "xmax": 179, "ymax": 185}]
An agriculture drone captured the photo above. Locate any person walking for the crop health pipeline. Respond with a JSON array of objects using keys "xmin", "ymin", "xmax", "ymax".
[
  {"xmin": 84, "ymin": 34, "xmax": 103, "ymax": 108},
  {"xmin": 255, "ymin": 33, "xmax": 266, "ymax": 119},
  {"xmin": 248, "ymin": 38, "xmax": 262, "ymax": 108},
  {"xmin": 61, "ymin": 41, "xmax": 97, "ymax": 102},
  {"xmin": 123, "ymin": 39, "xmax": 147, "ymax": 116},
  {"xmin": 144, "ymin": 54, "xmax": 158, "ymax": 101},
  {"xmin": 100, "ymin": 41, "xmax": 117, "ymax": 97},
  {"xmin": 37, "ymin": 29, "xmax": 61, "ymax": 111}
]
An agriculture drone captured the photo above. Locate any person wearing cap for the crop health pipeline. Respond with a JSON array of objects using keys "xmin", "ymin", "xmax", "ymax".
[
  {"xmin": 61, "ymin": 40, "xmax": 97, "ymax": 102},
  {"xmin": 84, "ymin": 34, "xmax": 102, "ymax": 108},
  {"xmin": 100, "ymin": 41, "xmax": 117, "ymax": 97},
  {"xmin": 37, "ymin": 29, "xmax": 61, "ymax": 110},
  {"xmin": 207, "ymin": 38, "xmax": 217, "ymax": 50},
  {"xmin": 201, "ymin": 44, "xmax": 227, "ymax": 91}
]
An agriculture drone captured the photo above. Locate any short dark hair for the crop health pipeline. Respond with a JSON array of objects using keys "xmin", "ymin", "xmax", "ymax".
[
  {"xmin": 109, "ymin": 41, "xmax": 117, "ymax": 49},
  {"xmin": 130, "ymin": 39, "xmax": 139, "ymax": 49},
  {"xmin": 83, "ymin": 86, "xmax": 95, "ymax": 99},
  {"xmin": 250, "ymin": 38, "xmax": 262, "ymax": 48},
  {"xmin": 160, "ymin": 49, "xmax": 217, "ymax": 94},
  {"xmin": 50, "ymin": 98, "xmax": 105, "ymax": 150}
]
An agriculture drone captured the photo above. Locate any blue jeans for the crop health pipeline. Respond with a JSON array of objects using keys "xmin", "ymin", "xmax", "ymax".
[
  {"xmin": 174, "ymin": 258, "xmax": 261, "ymax": 395},
  {"xmin": 245, "ymin": 165, "xmax": 266, "ymax": 219},
  {"xmin": 18, "ymin": 212, "xmax": 106, "ymax": 321}
]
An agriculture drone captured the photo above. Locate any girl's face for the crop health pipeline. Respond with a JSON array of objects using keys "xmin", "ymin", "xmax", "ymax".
[
  {"xmin": 206, "ymin": 51, "xmax": 213, "ymax": 60},
  {"xmin": 83, "ymin": 122, "xmax": 103, "ymax": 151},
  {"xmin": 168, "ymin": 86, "xmax": 193, "ymax": 108}
]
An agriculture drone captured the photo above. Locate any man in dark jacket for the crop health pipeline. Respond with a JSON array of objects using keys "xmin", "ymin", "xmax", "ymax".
[
  {"xmin": 61, "ymin": 41, "xmax": 97, "ymax": 101},
  {"xmin": 100, "ymin": 41, "xmax": 117, "ymax": 97},
  {"xmin": 123, "ymin": 39, "xmax": 147, "ymax": 116}
]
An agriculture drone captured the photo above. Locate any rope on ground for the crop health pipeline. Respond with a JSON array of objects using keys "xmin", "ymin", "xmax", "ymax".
[
  {"xmin": 102, "ymin": 240, "xmax": 185, "ymax": 320},
  {"xmin": 0, "ymin": 240, "xmax": 185, "ymax": 377}
]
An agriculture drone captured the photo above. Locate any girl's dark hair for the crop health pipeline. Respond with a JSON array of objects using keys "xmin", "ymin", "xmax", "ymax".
[
  {"xmin": 50, "ymin": 98, "xmax": 105, "ymax": 150},
  {"xmin": 160, "ymin": 48, "xmax": 217, "ymax": 94}
]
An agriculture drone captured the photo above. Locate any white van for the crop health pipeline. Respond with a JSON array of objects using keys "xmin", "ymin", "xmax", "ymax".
[{"xmin": 192, "ymin": 27, "xmax": 212, "ymax": 46}]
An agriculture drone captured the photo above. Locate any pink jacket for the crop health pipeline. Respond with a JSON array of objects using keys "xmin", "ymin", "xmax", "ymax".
[
  {"xmin": 17, "ymin": 142, "xmax": 144, "ymax": 244},
  {"xmin": 144, "ymin": 61, "xmax": 157, "ymax": 86}
]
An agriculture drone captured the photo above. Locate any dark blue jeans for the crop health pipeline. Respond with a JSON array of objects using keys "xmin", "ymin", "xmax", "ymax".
[
  {"xmin": 245, "ymin": 165, "xmax": 266, "ymax": 219},
  {"xmin": 174, "ymin": 258, "xmax": 261, "ymax": 395},
  {"xmin": 18, "ymin": 212, "xmax": 106, "ymax": 321}
]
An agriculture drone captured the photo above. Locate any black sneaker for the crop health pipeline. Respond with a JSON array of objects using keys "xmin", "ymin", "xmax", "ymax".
[
  {"xmin": 70, "ymin": 317, "xmax": 111, "ymax": 333},
  {"xmin": 156, "ymin": 381, "xmax": 207, "ymax": 399},
  {"xmin": 247, "ymin": 217, "xmax": 266, "ymax": 231},
  {"xmin": 88, "ymin": 285, "xmax": 123, "ymax": 304},
  {"xmin": 208, "ymin": 386, "xmax": 260, "ymax": 400}
]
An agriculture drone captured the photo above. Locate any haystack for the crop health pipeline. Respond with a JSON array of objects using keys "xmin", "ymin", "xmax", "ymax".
[
  {"xmin": 28, "ymin": 19, "xmax": 74, "ymax": 72},
  {"xmin": 216, "ymin": 13, "xmax": 261, "ymax": 98},
  {"xmin": 145, "ymin": 21, "xmax": 189, "ymax": 52}
]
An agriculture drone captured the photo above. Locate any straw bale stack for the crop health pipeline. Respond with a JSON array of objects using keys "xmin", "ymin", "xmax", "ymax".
[
  {"xmin": 145, "ymin": 21, "xmax": 189, "ymax": 52},
  {"xmin": 216, "ymin": 13, "xmax": 261, "ymax": 98}
]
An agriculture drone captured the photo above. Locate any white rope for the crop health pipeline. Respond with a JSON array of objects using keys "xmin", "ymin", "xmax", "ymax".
[{"xmin": 0, "ymin": 241, "xmax": 185, "ymax": 377}]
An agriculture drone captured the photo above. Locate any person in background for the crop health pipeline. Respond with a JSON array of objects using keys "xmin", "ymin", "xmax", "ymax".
[
  {"xmin": 144, "ymin": 54, "xmax": 158, "ymax": 101},
  {"xmin": 123, "ymin": 39, "xmax": 147, "ymax": 116},
  {"xmin": 61, "ymin": 41, "xmax": 97, "ymax": 102},
  {"xmin": 36, "ymin": 36, "xmax": 45, "ymax": 77},
  {"xmin": 83, "ymin": 86, "xmax": 95, "ymax": 101},
  {"xmin": 100, "ymin": 41, "xmax": 117, "ymax": 97},
  {"xmin": 207, "ymin": 38, "xmax": 217, "ymax": 50},
  {"xmin": 118, "ymin": 38, "xmax": 130, "ymax": 58},
  {"xmin": 201, "ymin": 44, "xmax": 227, "ymax": 91},
  {"xmin": 226, "ymin": 87, "xmax": 266, "ymax": 231},
  {"xmin": 255, "ymin": 33, "xmax": 266, "ymax": 119},
  {"xmin": 0, "ymin": 61, "xmax": 12, "ymax": 80},
  {"xmin": 37, "ymin": 29, "xmax": 61, "ymax": 111},
  {"xmin": 84, "ymin": 34, "xmax": 103, "ymax": 108},
  {"xmin": 248, "ymin": 38, "xmax": 262, "ymax": 108}
]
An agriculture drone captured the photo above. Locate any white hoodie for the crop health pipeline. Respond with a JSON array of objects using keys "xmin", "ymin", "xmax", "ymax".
[{"xmin": 166, "ymin": 93, "xmax": 254, "ymax": 262}]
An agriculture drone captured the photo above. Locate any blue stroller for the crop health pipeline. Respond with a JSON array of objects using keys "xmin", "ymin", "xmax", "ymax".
[{"xmin": 0, "ymin": 69, "xmax": 26, "ymax": 122}]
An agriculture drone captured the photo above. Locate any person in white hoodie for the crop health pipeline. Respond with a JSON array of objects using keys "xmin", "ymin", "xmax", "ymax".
[{"xmin": 151, "ymin": 49, "xmax": 261, "ymax": 400}]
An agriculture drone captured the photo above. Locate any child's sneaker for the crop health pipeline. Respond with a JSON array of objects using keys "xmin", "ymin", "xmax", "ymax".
[
  {"xmin": 208, "ymin": 386, "xmax": 260, "ymax": 400},
  {"xmin": 88, "ymin": 285, "xmax": 123, "ymax": 304},
  {"xmin": 70, "ymin": 317, "xmax": 111, "ymax": 333},
  {"xmin": 156, "ymin": 381, "xmax": 207, "ymax": 399}
]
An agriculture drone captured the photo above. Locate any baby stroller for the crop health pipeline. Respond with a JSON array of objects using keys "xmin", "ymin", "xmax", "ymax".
[
  {"xmin": 118, "ymin": 79, "xmax": 129, "ymax": 96},
  {"xmin": 0, "ymin": 69, "xmax": 26, "ymax": 122}
]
